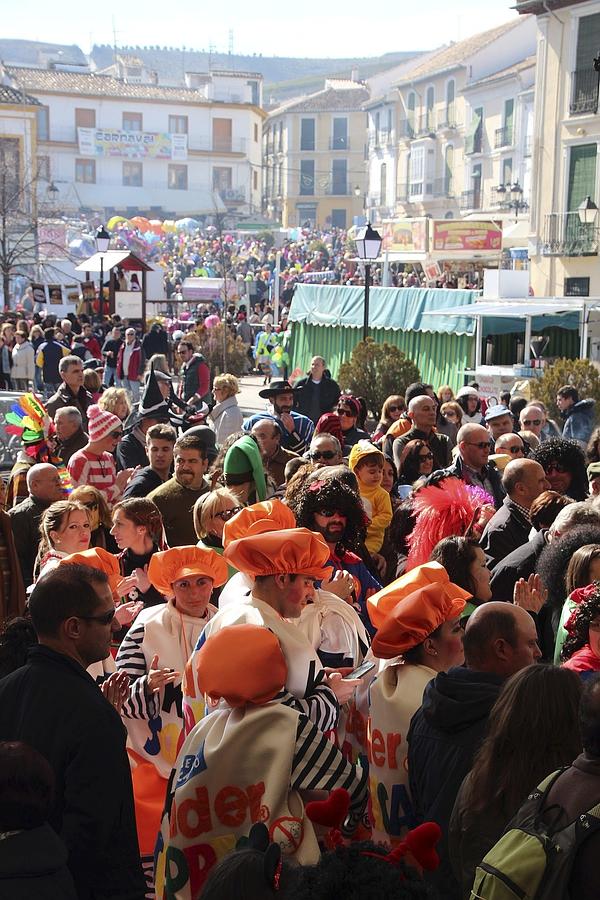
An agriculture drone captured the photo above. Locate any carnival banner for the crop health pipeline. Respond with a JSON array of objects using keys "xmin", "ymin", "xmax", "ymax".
[
  {"xmin": 432, "ymin": 220, "xmax": 502, "ymax": 253},
  {"xmin": 382, "ymin": 219, "xmax": 428, "ymax": 254},
  {"xmin": 77, "ymin": 128, "xmax": 188, "ymax": 160}
]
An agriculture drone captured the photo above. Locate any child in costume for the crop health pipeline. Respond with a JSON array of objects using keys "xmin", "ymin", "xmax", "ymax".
[
  {"xmin": 155, "ymin": 624, "xmax": 368, "ymax": 899},
  {"xmin": 348, "ymin": 441, "xmax": 393, "ymax": 555},
  {"xmin": 115, "ymin": 545, "xmax": 228, "ymax": 885}
]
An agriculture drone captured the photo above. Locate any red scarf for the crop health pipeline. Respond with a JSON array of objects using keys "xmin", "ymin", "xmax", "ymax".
[{"xmin": 562, "ymin": 644, "xmax": 600, "ymax": 674}]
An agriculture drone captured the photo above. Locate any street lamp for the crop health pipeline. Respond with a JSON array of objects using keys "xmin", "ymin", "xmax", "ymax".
[
  {"xmin": 46, "ymin": 180, "xmax": 59, "ymax": 203},
  {"xmin": 95, "ymin": 224, "xmax": 110, "ymax": 317},
  {"xmin": 495, "ymin": 180, "xmax": 527, "ymax": 222},
  {"xmin": 578, "ymin": 195, "xmax": 599, "ymax": 225},
  {"xmin": 355, "ymin": 222, "xmax": 383, "ymax": 341}
]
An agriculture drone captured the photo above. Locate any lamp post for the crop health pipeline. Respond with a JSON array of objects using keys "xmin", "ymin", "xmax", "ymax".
[
  {"xmin": 496, "ymin": 180, "xmax": 527, "ymax": 223},
  {"xmin": 577, "ymin": 195, "xmax": 599, "ymax": 253},
  {"xmin": 95, "ymin": 224, "xmax": 110, "ymax": 316},
  {"xmin": 355, "ymin": 222, "xmax": 383, "ymax": 342}
]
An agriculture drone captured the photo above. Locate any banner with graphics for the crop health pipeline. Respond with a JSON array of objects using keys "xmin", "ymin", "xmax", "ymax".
[
  {"xmin": 77, "ymin": 128, "xmax": 188, "ymax": 160},
  {"xmin": 432, "ymin": 220, "xmax": 502, "ymax": 253}
]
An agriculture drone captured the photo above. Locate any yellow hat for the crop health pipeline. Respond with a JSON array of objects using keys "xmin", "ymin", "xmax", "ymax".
[
  {"xmin": 224, "ymin": 528, "xmax": 331, "ymax": 579},
  {"xmin": 348, "ymin": 440, "xmax": 384, "ymax": 472},
  {"xmin": 367, "ymin": 561, "xmax": 471, "ymax": 630},
  {"xmin": 147, "ymin": 546, "xmax": 228, "ymax": 596}
]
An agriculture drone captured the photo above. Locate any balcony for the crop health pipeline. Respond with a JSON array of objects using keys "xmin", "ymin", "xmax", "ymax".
[
  {"xmin": 460, "ymin": 189, "xmax": 483, "ymax": 211},
  {"xmin": 218, "ymin": 187, "xmax": 246, "ymax": 202},
  {"xmin": 542, "ymin": 211, "xmax": 600, "ymax": 256},
  {"xmin": 324, "ymin": 183, "xmax": 352, "ymax": 196},
  {"xmin": 438, "ymin": 118, "xmax": 459, "ymax": 133},
  {"xmin": 570, "ymin": 68, "xmax": 599, "ymax": 116},
  {"xmin": 432, "ymin": 177, "xmax": 455, "ymax": 198},
  {"xmin": 494, "ymin": 126, "xmax": 514, "ymax": 149}
]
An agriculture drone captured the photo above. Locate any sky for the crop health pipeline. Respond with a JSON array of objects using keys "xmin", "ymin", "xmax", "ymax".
[{"xmin": 4, "ymin": 0, "xmax": 519, "ymax": 60}]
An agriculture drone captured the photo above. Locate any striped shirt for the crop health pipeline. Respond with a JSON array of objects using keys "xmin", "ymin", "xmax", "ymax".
[
  {"xmin": 243, "ymin": 411, "xmax": 314, "ymax": 454},
  {"xmin": 68, "ymin": 448, "xmax": 120, "ymax": 505}
]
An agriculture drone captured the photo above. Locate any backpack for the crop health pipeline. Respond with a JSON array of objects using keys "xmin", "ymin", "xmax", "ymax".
[{"xmin": 470, "ymin": 768, "xmax": 600, "ymax": 900}]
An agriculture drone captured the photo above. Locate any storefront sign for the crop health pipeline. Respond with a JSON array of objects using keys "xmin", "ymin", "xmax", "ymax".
[
  {"xmin": 382, "ymin": 219, "xmax": 428, "ymax": 254},
  {"xmin": 432, "ymin": 221, "xmax": 502, "ymax": 253},
  {"xmin": 77, "ymin": 128, "xmax": 188, "ymax": 160}
]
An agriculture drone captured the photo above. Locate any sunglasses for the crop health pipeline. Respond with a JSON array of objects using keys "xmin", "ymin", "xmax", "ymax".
[
  {"xmin": 79, "ymin": 608, "xmax": 116, "ymax": 626},
  {"xmin": 316, "ymin": 509, "xmax": 345, "ymax": 518},
  {"xmin": 388, "ymin": 405, "xmax": 402, "ymax": 413},
  {"xmin": 337, "ymin": 409, "xmax": 354, "ymax": 417},
  {"xmin": 214, "ymin": 506, "xmax": 243, "ymax": 521},
  {"xmin": 506, "ymin": 446, "xmax": 523, "ymax": 455},
  {"xmin": 110, "ymin": 431, "xmax": 124, "ymax": 439},
  {"xmin": 546, "ymin": 462, "xmax": 567, "ymax": 474},
  {"xmin": 466, "ymin": 441, "xmax": 490, "ymax": 450},
  {"xmin": 418, "ymin": 452, "xmax": 434, "ymax": 461},
  {"xmin": 310, "ymin": 450, "xmax": 337, "ymax": 461},
  {"xmin": 522, "ymin": 419, "xmax": 542, "ymax": 427}
]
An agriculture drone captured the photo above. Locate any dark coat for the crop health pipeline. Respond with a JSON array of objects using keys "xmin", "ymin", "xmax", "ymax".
[
  {"xmin": 0, "ymin": 509, "xmax": 26, "ymax": 621},
  {"xmin": 562, "ymin": 399, "xmax": 596, "ymax": 446},
  {"xmin": 393, "ymin": 426, "xmax": 452, "ymax": 473},
  {"xmin": 0, "ymin": 646, "xmax": 145, "ymax": 900},
  {"xmin": 116, "ymin": 431, "xmax": 149, "ymax": 471},
  {"xmin": 479, "ymin": 497, "xmax": 532, "ymax": 569},
  {"xmin": 0, "ymin": 823, "xmax": 77, "ymax": 900},
  {"xmin": 8, "ymin": 495, "xmax": 51, "ymax": 587},
  {"xmin": 122, "ymin": 466, "xmax": 164, "ymax": 499},
  {"xmin": 490, "ymin": 529, "xmax": 546, "ymax": 602},
  {"xmin": 407, "ymin": 667, "xmax": 505, "ymax": 900},
  {"xmin": 45, "ymin": 384, "xmax": 93, "ymax": 430},
  {"xmin": 293, "ymin": 373, "xmax": 341, "ymax": 423},
  {"xmin": 433, "ymin": 455, "xmax": 505, "ymax": 509},
  {"xmin": 56, "ymin": 427, "xmax": 88, "ymax": 465}
]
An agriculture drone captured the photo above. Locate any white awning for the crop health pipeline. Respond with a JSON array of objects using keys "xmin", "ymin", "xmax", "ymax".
[
  {"xmin": 422, "ymin": 298, "xmax": 600, "ymax": 318},
  {"xmin": 75, "ymin": 250, "xmax": 132, "ymax": 272}
]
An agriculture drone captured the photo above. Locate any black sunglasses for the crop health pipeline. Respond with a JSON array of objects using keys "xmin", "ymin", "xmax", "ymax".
[
  {"xmin": 388, "ymin": 405, "xmax": 402, "ymax": 413},
  {"xmin": 466, "ymin": 441, "xmax": 490, "ymax": 450},
  {"xmin": 310, "ymin": 450, "xmax": 337, "ymax": 461},
  {"xmin": 418, "ymin": 452, "xmax": 434, "ymax": 461},
  {"xmin": 214, "ymin": 506, "xmax": 243, "ymax": 521},
  {"xmin": 337, "ymin": 409, "xmax": 353, "ymax": 417},
  {"xmin": 79, "ymin": 608, "xmax": 116, "ymax": 626},
  {"xmin": 316, "ymin": 509, "xmax": 344, "ymax": 518},
  {"xmin": 110, "ymin": 431, "xmax": 124, "ymax": 439}
]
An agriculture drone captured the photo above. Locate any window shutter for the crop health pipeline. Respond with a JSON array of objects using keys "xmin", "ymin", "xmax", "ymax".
[{"xmin": 567, "ymin": 144, "xmax": 597, "ymax": 211}]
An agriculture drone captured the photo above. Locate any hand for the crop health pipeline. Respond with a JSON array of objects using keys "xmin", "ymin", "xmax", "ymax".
[
  {"xmin": 101, "ymin": 670, "xmax": 129, "ymax": 712},
  {"xmin": 113, "ymin": 600, "xmax": 144, "ymax": 628},
  {"xmin": 146, "ymin": 654, "xmax": 180, "ymax": 695},
  {"xmin": 116, "ymin": 466, "xmax": 140, "ymax": 491},
  {"xmin": 116, "ymin": 574, "xmax": 139, "ymax": 597},
  {"xmin": 132, "ymin": 565, "xmax": 151, "ymax": 594},
  {"xmin": 325, "ymin": 669, "xmax": 360, "ymax": 705},
  {"xmin": 513, "ymin": 574, "xmax": 548, "ymax": 613},
  {"xmin": 279, "ymin": 412, "xmax": 296, "ymax": 434},
  {"xmin": 371, "ymin": 552, "xmax": 387, "ymax": 581},
  {"xmin": 321, "ymin": 569, "xmax": 354, "ymax": 601}
]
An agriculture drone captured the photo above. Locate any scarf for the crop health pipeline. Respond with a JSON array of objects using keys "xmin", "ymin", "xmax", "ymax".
[{"xmin": 562, "ymin": 644, "xmax": 600, "ymax": 674}]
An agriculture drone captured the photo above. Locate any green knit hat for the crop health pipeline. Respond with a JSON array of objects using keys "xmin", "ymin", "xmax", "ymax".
[{"xmin": 223, "ymin": 435, "xmax": 267, "ymax": 501}]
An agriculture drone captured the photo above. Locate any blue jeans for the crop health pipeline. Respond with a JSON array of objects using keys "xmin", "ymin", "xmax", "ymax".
[
  {"xmin": 103, "ymin": 365, "xmax": 119, "ymax": 388},
  {"xmin": 122, "ymin": 378, "xmax": 140, "ymax": 402}
]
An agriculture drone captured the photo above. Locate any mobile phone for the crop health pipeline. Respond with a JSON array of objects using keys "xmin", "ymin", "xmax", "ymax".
[{"xmin": 342, "ymin": 660, "xmax": 375, "ymax": 681}]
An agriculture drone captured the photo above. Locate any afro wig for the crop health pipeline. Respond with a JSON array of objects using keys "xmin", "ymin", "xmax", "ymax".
[
  {"xmin": 532, "ymin": 438, "xmax": 589, "ymax": 501},
  {"xmin": 287, "ymin": 473, "xmax": 367, "ymax": 554}
]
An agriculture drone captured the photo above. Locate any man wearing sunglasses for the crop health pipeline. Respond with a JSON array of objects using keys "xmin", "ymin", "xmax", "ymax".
[
  {"xmin": 0, "ymin": 563, "xmax": 146, "ymax": 899},
  {"xmin": 433, "ymin": 422, "xmax": 505, "ymax": 509},
  {"xmin": 392, "ymin": 395, "xmax": 452, "ymax": 473},
  {"xmin": 307, "ymin": 434, "xmax": 344, "ymax": 468},
  {"xmin": 244, "ymin": 379, "xmax": 314, "ymax": 455},
  {"xmin": 519, "ymin": 403, "xmax": 561, "ymax": 444}
]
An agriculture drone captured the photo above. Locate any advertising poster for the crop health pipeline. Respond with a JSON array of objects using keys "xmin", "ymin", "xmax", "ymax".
[
  {"xmin": 48, "ymin": 284, "xmax": 63, "ymax": 305},
  {"xmin": 382, "ymin": 219, "xmax": 428, "ymax": 254},
  {"xmin": 78, "ymin": 128, "xmax": 188, "ymax": 160},
  {"xmin": 432, "ymin": 220, "xmax": 502, "ymax": 253},
  {"xmin": 30, "ymin": 283, "xmax": 46, "ymax": 304}
]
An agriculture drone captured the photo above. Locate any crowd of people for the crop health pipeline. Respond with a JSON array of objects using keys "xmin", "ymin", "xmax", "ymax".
[{"xmin": 3, "ymin": 301, "xmax": 600, "ymax": 900}]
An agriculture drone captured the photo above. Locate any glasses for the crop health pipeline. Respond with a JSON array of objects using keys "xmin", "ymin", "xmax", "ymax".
[
  {"xmin": 310, "ymin": 450, "xmax": 337, "ymax": 461},
  {"xmin": 522, "ymin": 419, "xmax": 542, "ymax": 427},
  {"xmin": 466, "ymin": 441, "xmax": 490, "ymax": 450},
  {"xmin": 546, "ymin": 462, "xmax": 567, "ymax": 475},
  {"xmin": 214, "ymin": 506, "xmax": 243, "ymax": 521},
  {"xmin": 388, "ymin": 405, "xmax": 402, "ymax": 413},
  {"xmin": 506, "ymin": 446, "xmax": 523, "ymax": 455},
  {"xmin": 110, "ymin": 431, "xmax": 124, "ymax": 439},
  {"xmin": 337, "ymin": 409, "xmax": 353, "ymax": 418},
  {"xmin": 316, "ymin": 509, "xmax": 344, "ymax": 518},
  {"xmin": 79, "ymin": 608, "xmax": 116, "ymax": 626},
  {"xmin": 418, "ymin": 452, "xmax": 434, "ymax": 461}
]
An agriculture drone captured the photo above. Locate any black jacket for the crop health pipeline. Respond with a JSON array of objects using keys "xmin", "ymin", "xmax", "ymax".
[
  {"xmin": 490, "ymin": 529, "xmax": 546, "ymax": 602},
  {"xmin": 0, "ymin": 823, "xmax": 77, "ymax": 899},
  {"xmin": 46, "ymin": 384, "xmax": 93, "ymax": 430},
  {"xmin": 393, "ymin": 426, "xmax": 452, "ymax": 473},
  {"xmin": 433, "ymin": 455, "xmax": 505, "ymax": 509},
  {"xmin": 8, "ymin": 495, "xmax": 51, "ymax": 587},
  {"xmin": 479, "ymin": 497, "xmax": 531, "ymax": 569},
  {"xmin": 0, "ymin": 646, "xmax": 145, "ymax": 900},
  {"xmin": 122, "ymin": 466, "xmax": 164, "ymax": 499},
  {"xmin": 407, "ymin": 667, "xmax": 505, "ymax": 900},
  {"xmin": 293, "ymin": 373, "xmax": 341, "ymax": 423},
  {"xmin": 116, "ymin": 431, "xmax": 149, "ymax": 471}
]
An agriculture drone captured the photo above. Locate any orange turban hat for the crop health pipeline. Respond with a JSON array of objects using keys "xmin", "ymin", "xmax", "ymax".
[
  {"xmin": 222, "ymin": 498, "xmax": 296, "ymax": 548},
  {"xmin": 224, "ymin": 528, "xmax": 331, "ymax": 579},
  {"xmin": 372, "ymin": 582, "xmax": 468, "ymax": 659},
  {"xmin": 59, "ymin": 547, "xmax": 121, "ymax": 595},
  {"xmin": 147, "ymin": 546, "xmax": 228, "ymax": 596},
  {"xmin": 367, "ymin": 561, "xmax": 471, "ymax": 630}
]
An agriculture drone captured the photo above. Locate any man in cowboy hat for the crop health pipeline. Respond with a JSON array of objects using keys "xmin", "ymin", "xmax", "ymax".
[{"xmin": 243, "ymin": 379, "xmax": 314, "ymax": 455}]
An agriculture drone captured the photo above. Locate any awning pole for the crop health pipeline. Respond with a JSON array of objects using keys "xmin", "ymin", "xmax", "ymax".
[
  {"xmin": 382, "ymin": 251, "xmax": 390, "ymax": 287},
  {"xmin": 581, "ymin": 304, "xmax": 589, "ymax": 359},
  {"xmin": 524, "ymin": 315, "xmax": 532, "ymax": 365},
  {"xmin": 475, "ymin": 315, "xmax": 482, "ymax": 369}
]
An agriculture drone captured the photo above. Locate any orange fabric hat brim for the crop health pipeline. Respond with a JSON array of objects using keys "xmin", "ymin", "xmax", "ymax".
[
  {"xmin": 372, "ymin": 582, "xmax": 467, "ymax": 658},
  {"xmin": 59, "ymin": 547, "xmax": 121, "ymax": 595},
  {"xmin": 222, "ymin": 498, "xmax": 296, "ymax": 548},
  {"xmin": 197, "ymin": 624, "xmax": 287, "ymax": 707},
  {"xmin": 223, "ymin": 527, "xmax": 331, "ymax": 579},
  {"xmin": 367, "ymin": 561, "xmax": 471, "ymax": 630},
  {"xmin": 148, "ymin": 546, "xmax": 229, "ymax": 597}
]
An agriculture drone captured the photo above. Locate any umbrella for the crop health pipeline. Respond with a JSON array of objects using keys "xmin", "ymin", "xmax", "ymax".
[
  {"xmin": 131, "ymin": 216, "xmax": 151, "ymax": 231},
  {"xmin": 107, "ymin": 215, "xmax": 129, "ymax": 230},
  {"xmin": 162, "ymin": 220, "xmax": 177, "ymax": 233},
  {"xmin": 175, "ymin": 217, "xmax": 199, "ymax": 232}
]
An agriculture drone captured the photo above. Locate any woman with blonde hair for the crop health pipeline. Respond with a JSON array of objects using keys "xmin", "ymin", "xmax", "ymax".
[
  {"xmin": 208, "ymin": 373, "xmax": 243, "ymax": 444},
  {"xmin": 437, "ymin": 384, "xmax": 454, "ymax": 405},
  {"xmin": 372, "ymin": 395, "xmax": 406, "ymax": 443},
  {"xmin": 70, "ymin": 484, "xmax": 117, "ymax": 551},
  {"xmin": 440, "ymin": 400, "xmax": 463, "ymax": 429},
  {"xmin": 34, "ymin": 499, "xmax": 92, "ymax": 581},
  {"xmin": 98, "ymin": 386, "xmax": 131, "ymax": 422},
  {"xmin": 193, "ymin": 487, "xmax": 243, "ymax": 553},
  {"xmin": 145, "ymin": 353, "xmax": 170, "ymax": 377}
]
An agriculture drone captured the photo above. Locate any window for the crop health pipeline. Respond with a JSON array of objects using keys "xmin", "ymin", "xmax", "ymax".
[
  {"xmin": 465, "ymin": 107, "xmax": 483, "ymax": 154},
  {"xmin": 278, "ymin": 122, "xmax": 283, "ymax": 152},
  {"xmin": 212, "ymin": 118, "xmax": 232, "ymax": 152},
  {"xmin": 387, "ymin": 107, "xmax": 393, "ymax": 135},
  {"xmin": 213, "ymin": 166, "xmax": 232, "ymax": 191},
  {"xmin": 169, "ymin": 115, "xmax": 188, "ymax": 134},
  {"xmin": 332, "ymin": 118, "xmax": 348, "ymax": 150},
  {"xmin": 75, "ymin": 108, "xmax": 96, "ymax": 129},
  {"xmin": 123, "ymin": 162, "xmax": 143, "ymax": 186},
  {"xmin": 444, "ymin": 145, "xmax": 454, "ymax": 195},
  {"xmin": 407, "ymin": 92, "xmax": 416, "ymax": 138},
  {"xmin": 0, "ymin": 138, "xmax": 21, "ymax": 204},
  {"xmin": 446, "ymin": 80, "xmax": 455, "ymax": 125},
  {"xmin": 503, "ymin": 99, "xmax": 514, "ymax": 145},
  {"xmin": 502, "ymin": 158, "xmax": 513, "ymax": 188},
  {"xmin": 253, "ymin": 169, "xmax": 258, "ymax": 190},
  {"xmin": 331, "ymin": 158, "xmax": 347, "ymax": 194},
  {"xmin": 567, "ymin": 143, "xmax": 597, "ymax": 211},
  {"xmin": 409, "ymin": 146, "xmax": 425, "ymax": 196},
  {"xmin": 168, "ymin": 164, "xmax": 188, "ymax": 190},
  {"xmin": 254, "ymin": 123, "xmax": 259, "ymax": 142},
  {"xmin": 75, "ymin": 158, "xmax": 95, "ymax": 183},
  {"xmin": 277, "ymin": 164, "xmax": 282, "ymax": 194},
  {"xmin": 564, "ymin": 276, "xmax": 590, "ymax": 296},
  {"xmin": 425, "ymin": 86, "xmax": 435, "ymax": 132},
  {"xmin": 248, "ymin": 80, "xmax": 259, "ymax": 106},
  {"xmin": 37, "ymin": 155, "xmax": 50, "ymax": 180},
  {"xmin": 380, "ymin": 163, "xmax": 387, "ymax": 204},
  {"xmin": 37, "ymin": 106, "xmax": 49, "ymax": 141},
  {"xmin": 331, "ymin": 209, "xmax": 346, "ymax": 228},
  {"xmin": 122, "ymin": 112, "xmax": 142, "ymax": 131},
  {"xmin": 299, "ymin": 159, "xmax": 314, "ymax": 195},
  {"xmin": 300, "ymin": 118, "xmax": 315, "ymax": 151},
  {"xmin": 571, "ymin": 13, "xmax": 600, "ymax": 114},
  {"xmin": 472, "ymin": 163, "xmax": 482, "ymax": 208},
  {"xmin": 375, "ymin": 111, "xmax": 380, "ymax": 144}
]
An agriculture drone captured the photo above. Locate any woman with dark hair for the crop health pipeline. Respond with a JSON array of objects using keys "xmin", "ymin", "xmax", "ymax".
[
  {"xmin": 397, "ymin": 439, "xmax": 434, "ymax": 498},
  {"xmin": 455, "ymin": 386, "xmax": 484, "ymax": 425},
  {"xmin": 430, "ymin": 537, "xmax": 492, "ymax": 618},
  {"xmin": 554, "ymin": 545, "xmax": 600, "ymax": 663},
  {"xmin": 561, "ymin": 585, "xmax": 600, "ymax": 675},
  {"xmin": 335, "ymin": 396, "xmax": 369, "ymax": 450},
  {"xmin": 0, "ymin": 740, "xmax": 77, "ymax": 898},
  {"xmin": 532, "ymin": 438, "xmax": 589, "ymax": 501},
  {"xmin": 372, "ymin": 395, "xmax": 406, "ymax": 443},
  {"xmin": 110, "ymin": 498, "xmax": 166, "ymax": 610},
  {"xmin": 449, "ymin": 665, "xmax": 582, "ymax": 898}
]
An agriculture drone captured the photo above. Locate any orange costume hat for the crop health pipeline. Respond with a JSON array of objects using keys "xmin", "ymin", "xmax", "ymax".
[
  {"xmin": 372, "ymin": 581, "xmax": 469, "ymax": 659},
  {"xmin": 224, "ymin": 528, "xmax": 331, "ymax": 580},
  {"xmin": 147, "ymin": 545, "xmax": 229, "ymax": 596},
  {"xmin": 222, "ymin": 498, "xmax": 296, "ymax": 548},
  {"xmin": 367, "ymin": 560, "xmax": 471, "ymax": 631},
  {"xmin": 59, "ymin": 547, "xmax": 121, "ymax": 595},
  {"xmin": 197, "ymin": 623, "xmax": 287, "ymax": 707}
]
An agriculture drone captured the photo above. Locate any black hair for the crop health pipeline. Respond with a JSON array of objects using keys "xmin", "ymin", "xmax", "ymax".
[
  {"xmin": 532, "ymin": 438, "xmax": 588, "ymax": 501},
  {"xmin": 289, "ymin": 840, "xmax": 434, "ymax": 900},
  {"xmin": 536, "ymin": 525, "xmax": 600, "ymax": 614},
  {"xmin": 28, "ymin": 564, "xmax": 109, "ymax": 637},
  {"xmin": 404, "ymin": 383, "xmax": 432, "ymax": 405},
  {"xmin": 200, "ymin": 847, "xmax": 294, "ymax": 899},
  {"xmin": 0, "ymin": 617, "xmax": 38, "ymax": 679},
  {"xmin": 397, "ymin": 440, "xmax": 431, "ymax": 486},
  {"xmin": 579, "ymin": 674, "xmax": 600, "ymax": 757},
  {"xmin": 288, "ymin": 474, "xmax": 366, "ymax": 553},
  {"xmin": 557, "ymin": 385, "xmax": 580, "ymax": 404},
  {"xmin": 0, "ymin": 741, "xmax": 54, "ymax": 830},
  {"xmin": 430, "ymin": 536, "xmax": 481, "ymax": 597},
  {"xmin": 561, "ymin": 586, "xmax": 600, "ymax": 662}
]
